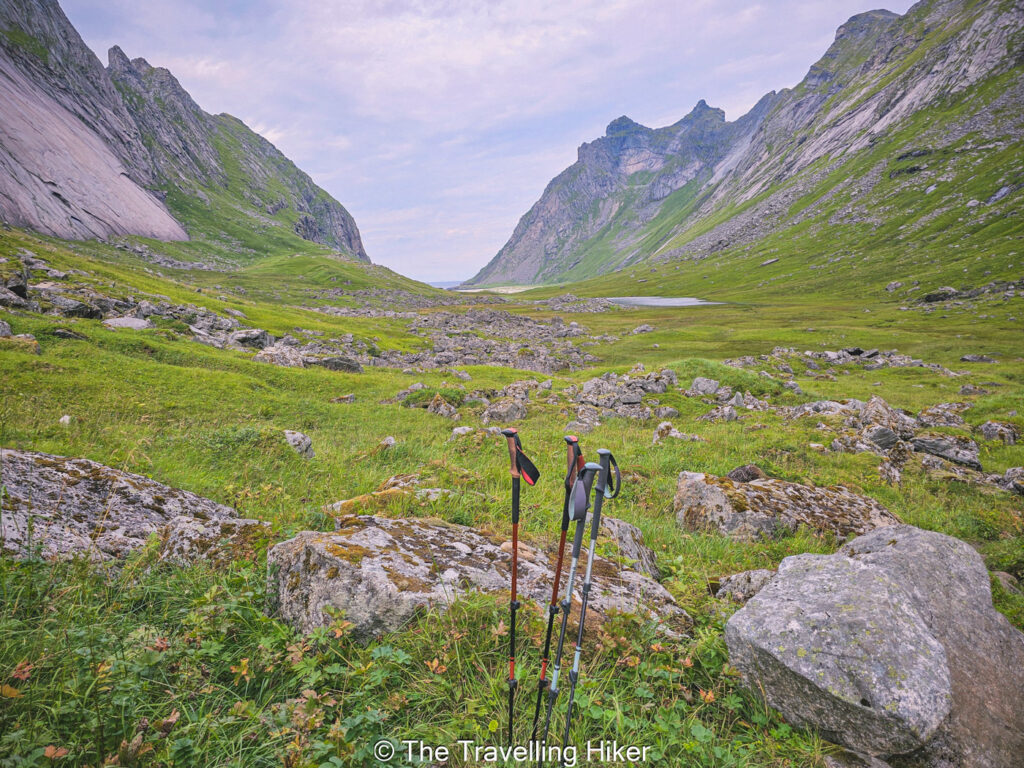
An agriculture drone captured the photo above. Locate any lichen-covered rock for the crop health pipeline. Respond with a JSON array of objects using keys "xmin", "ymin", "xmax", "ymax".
[
  {"xmin": 267, "ymin": 515, "xmax": 687, "ymax": 641},
  {"xmin": 160, "ymin": 515, "xmax": 269, "ymax": 565},
  {"xmin": 911, "ymin": 434, "xmax": 981, "ymax": 470},
  {"xmin": 254, "ymin": 344, "xmax": 305, "ymax": 367},
  {"xmin": 673, "ymin": 471, "xmax": 898, "ymax": 541},
  {"xmin": 102, "ymin": 316, "xmax": 153, "ymax": 330},
  {"xmin": 0, "ymin": 448, "xmax": 246, "ymax": 560},
  {"xmin": 426, "ymin": 393, "xmax": 460, "ymax": 420},
  {"xmin": 687, "ymin": 377, "xmax": 720, "ymax": 396},
  {"xmin": 917, "ymin": 402, "xmax": 969, "ymax": 428},
  {"xmin": 859, "ymin": 396, "xmax": 917, "ymax": 439},
  {"xmin": 652, "ymin": 421, "xmax": 703, "ymax": 445},
  {"xmin": 228, "ymin": 328, "xmax": 273, "ymax": 349},
  {"xmin": 309, "ymin": 356, "xmax": 363, "ymax": 373},
  {"xmin": 600, "ymin": 516, "xmax": 660, "ymax": 579},
  {"xmin": 699, "ymin": 405, "xmax": 738, "ymax": 423},
  {"xmin": 978, "ymin": 420, "xmax": 1017, "ymax": 445},
  {"xmin": 284, "ymin": 430, "xmax": 314, "ymax": 458},
  {"xmin": 726, "ymin": 525, "xmax": 1024, "ymax": 766},
  {"xmin": 715, "ymin": 569, "xmax": 775, "ymax": 603},
  {"xmin": 481, "ymin": 398, "xmax": 527, "ymax": 424}
]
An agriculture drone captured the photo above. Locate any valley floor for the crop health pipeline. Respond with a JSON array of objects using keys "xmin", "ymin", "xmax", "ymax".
[{"xmin": 1, "ymin": 229, "xmax": 1022, "ymax": 767}]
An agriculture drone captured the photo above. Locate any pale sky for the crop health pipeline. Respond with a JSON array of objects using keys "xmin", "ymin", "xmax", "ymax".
[{"xmin": 61, "ymin": 0, "xmax": 915, "ymax": 282}]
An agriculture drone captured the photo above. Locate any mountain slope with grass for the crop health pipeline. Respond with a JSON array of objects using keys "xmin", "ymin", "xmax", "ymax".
[
  {"xmin": 467, "ymin": 0, "xmax": 1024, "ymax": 288},
  {"xmin": 0, "ymin": 0, "xmax": 366, "ymax": 262}
]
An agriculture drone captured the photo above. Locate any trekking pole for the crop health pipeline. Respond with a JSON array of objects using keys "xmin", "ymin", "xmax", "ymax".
[
  {"xmin": 537, "ymin": 461, "xmax": 600, "ymax": 764},
  {"xmin": 500, "ymin": 428, "xmax": 539, "ymax": 748},
  {"xmin": 530, "ymin": 436, "xmax": 585, "ymax": 745},
  {"xmin": 560, "ymin": 448, "xmax": 621, "ymax": 763}
]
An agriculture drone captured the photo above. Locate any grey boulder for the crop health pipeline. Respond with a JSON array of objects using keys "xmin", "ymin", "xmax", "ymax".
[
  {"xmin": 715, "ymin": 569, "xmax": 775, "ymax": 603},
  {"xmin": 911, "ymin": 434, "xmax": 982, "ymax": 470},
  {"xmin": 310, "ymin": 356, "xmax": 363, "ymax": 373},
  {"xmin": 284, "ymin": 430, "xmax": 314, "ymax": 458},
  {"xmin": 687, "ymin": 377, "xmax": 720, "ymax": 396},
  {"xmin": 600, "ymin": 516, "xmax": 660, "ymax": 579},
  {"xmin": 726, "ymin": 525, "xmax": 1024, "ymax": 766},
  {"xmin": 481, "ymin": 398, "xmax": 527, "ymax": 424},
  {"xmin": 102, "ymin": 316, "xmax": 154, "ymax": 330},
  {"xmin": 978, "ymin": 421, "xmax": 1017, "ymax": 445}
]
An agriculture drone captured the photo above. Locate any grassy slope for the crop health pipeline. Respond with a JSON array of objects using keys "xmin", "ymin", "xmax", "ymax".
[{"xmin": 1, "ymin": 224, "xmax": 1022, "ymax": 766}]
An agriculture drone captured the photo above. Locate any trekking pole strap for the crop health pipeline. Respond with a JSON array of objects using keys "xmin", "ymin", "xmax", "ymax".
[{"xmin": 596, "ymin": 449, "xmax": 621, "ymax": 499}]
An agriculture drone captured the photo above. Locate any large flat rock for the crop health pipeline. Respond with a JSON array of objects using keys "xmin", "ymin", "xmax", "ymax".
[
  {"xmin": 0, "ymin": 448, "xmax": 259, "ymax": 561},
  {"xmin": 267, "ymin": 515, "xmax": 686, "ymax": 641},
  {"xmin": 674, "ymin": 471, "xmax": 899, "ymax": 541}
]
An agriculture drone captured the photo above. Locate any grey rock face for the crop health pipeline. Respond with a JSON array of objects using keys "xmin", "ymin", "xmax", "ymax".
[
  {"xmin": 160, "ymin": 515, "xmax": 269, "ymax": 565},
  {"xmin": 911, "ymin": 434, "xmax": 982, "ymax": 470},
  {"xmin": 688, "ymin": 377, "xmax": 720, "ymax": 396},
  {"xmin": 283, "ymin": 430, "xmax": 314, "ymax": 458},
  {"xmin": 727, "ymin": 525, "xmax": 1024, "ymax": 766},
  {"xmin": 103, "ymin": 316, "xmax": 154, "ymax": 330},
  {"xmin": 978, "ymin": 420, "xmax": 1017, "ymax": 445},
  {"xmin": 426, "ymin": 393, "xmax": 459, "ymax": 421},
  {"xmin": 481, "ymin": 398, "xmax": 527, "ymax": 424},
  {"xmin": 267, "ymin": 516, "xmax": 686, "ymax": 641},
  {"xmin": 715, "ymin": 569, "xmax": 775, "ymax": 603},
  {"xmin": 310, "ymin": 356, "xmax": 363, "ymax": 373},
  {"xmin": 0, "ymin": 2, "xmax": 367, "ymax": 258},
  {"xmin": 600, "ymin": 516, "xmax": 660, "ymax": 579},
  {"xmin": 674, "ymin": 471, "xmax": 898, "ymax": 541},
  {"xmin": 0, "ymin": 448, "xmax": 248, "ymax": 561},
  {"xmin": 253, "ymin": 344, "xmax": 305, "ymax": 368},
  {"xmin": 228, "ymin": 328, "xmax": 273, "ymax": 349}
]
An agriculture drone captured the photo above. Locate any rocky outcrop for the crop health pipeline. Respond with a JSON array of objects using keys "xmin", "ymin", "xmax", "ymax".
[
  {"xmin": 0, "ymin": 448, "xmax": 261, "ymax": 561},
  {"xmin": 267, "ymin": 515, "xmax": 686, "ymax": 641},
  {"xmin": 465, "ymin": 99, "xmax": 774, "ymax": 285},
  {"xmin": 674, "ymin": 470, "xmax": 898, "ymax": 541},
  {"xmin": 726, "ymin": 525, "xmax": 1024, "ymax": 766}
]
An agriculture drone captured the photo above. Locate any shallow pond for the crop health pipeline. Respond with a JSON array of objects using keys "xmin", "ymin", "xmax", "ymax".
[{"xmin": 607, "ymin": 296, "xmax": 720, "ymax": 307}]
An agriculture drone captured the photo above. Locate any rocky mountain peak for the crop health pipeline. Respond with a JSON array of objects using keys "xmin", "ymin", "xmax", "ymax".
[
  {"xmin": 605, "ymin": 115, "xmax": 647, "ymax": 137},
  {"xmin": 834, "ymin": 8, "xmax": 900, "ymax": 41}
]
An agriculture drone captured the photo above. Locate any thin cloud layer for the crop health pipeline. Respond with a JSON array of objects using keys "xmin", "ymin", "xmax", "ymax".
[{"xmin": 62, "ymin": 0, "xmax": 915, "ymax": 282}]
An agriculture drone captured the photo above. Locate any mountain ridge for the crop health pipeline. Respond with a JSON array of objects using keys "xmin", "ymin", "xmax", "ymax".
[{"xmin": 466, "ymin": 0, "xmax": 1024, "ymax": 287}]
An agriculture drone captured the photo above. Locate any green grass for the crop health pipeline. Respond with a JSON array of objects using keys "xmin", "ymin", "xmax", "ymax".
[{"xmin": 1, "ymin": 222, "xmax": 1023, "ymax": 766}]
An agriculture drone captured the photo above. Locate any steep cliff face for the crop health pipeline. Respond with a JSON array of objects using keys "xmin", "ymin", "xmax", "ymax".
[
  {"xmin": 0, "ymin": 0, "xmax": 367, "ymax": 262},
  {"xmin": 0, "ymin": 0, "xmax": 185, "ymax": 240},
  {"xmin": 106, "ymin": 49, "xmax": 367, "ymax": 260},
  {"xmin": 469, "ymin": 0, "xmax": 1024, "ymax": 286}
]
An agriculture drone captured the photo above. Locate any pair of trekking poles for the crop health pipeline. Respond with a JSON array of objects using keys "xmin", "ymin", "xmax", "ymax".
[{"xmin": 500, "ymin": 428, "xmax": 621, "ymax": 766}]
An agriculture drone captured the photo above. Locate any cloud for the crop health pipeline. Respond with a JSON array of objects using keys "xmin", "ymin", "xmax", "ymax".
[{"xmin": 61, "ymin": 0, "xmax": 916, "ymax": 282}]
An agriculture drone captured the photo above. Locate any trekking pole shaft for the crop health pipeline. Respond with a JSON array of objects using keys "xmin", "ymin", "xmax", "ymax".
[
  {"xmin": 560, "ymin": 452, "xmax": 612, "ymax": 757},
  {"xmin": 508, "ymin": 475, "xmax": 521, "ymax": 747}
]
